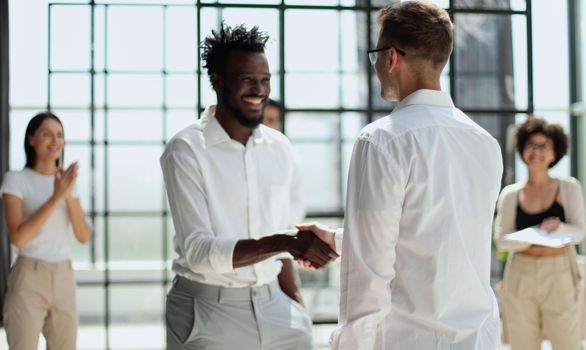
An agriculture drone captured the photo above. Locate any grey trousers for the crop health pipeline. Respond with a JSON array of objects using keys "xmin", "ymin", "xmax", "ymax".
[{"xmin": 166, "ymin": 276, "xmax": 315, "ymax": 350}]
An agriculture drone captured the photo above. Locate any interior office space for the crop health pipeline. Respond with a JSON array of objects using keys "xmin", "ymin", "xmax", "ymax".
[{"xmin": 0, "ymin": 0, "xmax": 585, "ymax": 349}]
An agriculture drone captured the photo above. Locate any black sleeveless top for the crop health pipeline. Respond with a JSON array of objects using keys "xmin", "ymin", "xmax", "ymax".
[{"xmin": 516, "ymin": 184, "xmax": 566, "ymax": 230}]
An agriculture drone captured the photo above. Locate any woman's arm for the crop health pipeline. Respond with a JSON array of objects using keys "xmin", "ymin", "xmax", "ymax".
[
  {"xmin": 3, "ymin": 164, "xmax": 80, "ymax": 249},
  {"xmin": 3, "ymin": 193, "xmax": 62, "ymax": 248},
  {"xmin": 65, "ymin": 195, "xmax": 91, "ymax": 244},
  {"xmin": 562, "ymin": 178, "xmax": 586, "ymax": 243},
  {"xmin": 494, "ymin": 184, "xmax": 532, "ymax": 252}
]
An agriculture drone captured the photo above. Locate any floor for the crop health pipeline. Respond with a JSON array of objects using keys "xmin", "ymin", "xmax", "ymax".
[{"xmin": 0, "ymin": 323, "xmax": 574, "ymax": 349}]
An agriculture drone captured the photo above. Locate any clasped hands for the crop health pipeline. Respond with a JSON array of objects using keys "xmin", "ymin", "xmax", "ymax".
[{"xmin": 289, "ymin": 223, "xmax": 338, "ymax": 269}]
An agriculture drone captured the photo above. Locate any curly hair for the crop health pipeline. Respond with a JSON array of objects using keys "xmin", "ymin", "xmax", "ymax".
[
  {"xmin": 514, "ymin": 116, "xmax": 568, "ymax": 168},
  {"xmin": 201, "ymin": 23, "xmax": 269, "ymax": 89}
]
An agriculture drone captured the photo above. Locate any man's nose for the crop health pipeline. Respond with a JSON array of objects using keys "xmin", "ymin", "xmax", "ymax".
[{"xmin": 250, "ymin": 80, "xmax": 267, "ymax": 94}]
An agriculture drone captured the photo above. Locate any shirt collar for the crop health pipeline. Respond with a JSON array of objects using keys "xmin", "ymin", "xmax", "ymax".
[
  {"xmin": 394, "ymin": 89, "xmax": 454, "ymax": 113},
  {"xmin": 202, "ymin": 105, "xmax": 268, "ymax": 147}
]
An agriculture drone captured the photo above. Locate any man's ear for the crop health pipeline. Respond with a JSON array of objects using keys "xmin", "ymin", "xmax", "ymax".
[
  {"xmin": 388, "ymin": 49, "xmax": 398, "ymax": 74},
  {"xmin": 211, "ymin": 73, "xmax": 222, "ymax": 92}
]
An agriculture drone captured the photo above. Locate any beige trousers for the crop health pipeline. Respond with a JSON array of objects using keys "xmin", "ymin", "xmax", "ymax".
[
  {"xmin": 502, "ymin": 254, "xmax": 582, "ymax": 350},
  {"xmin": 3, "ymin": 256, "xmax": 78, "ymax": 350}
]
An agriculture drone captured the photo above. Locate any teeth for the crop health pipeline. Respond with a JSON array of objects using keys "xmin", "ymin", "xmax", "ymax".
[{"xmin": 242, "ymin": 97, "xmax": 263, "ymax": 105}]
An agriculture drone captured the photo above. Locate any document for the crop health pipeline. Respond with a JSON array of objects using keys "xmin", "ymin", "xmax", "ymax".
[{"xmin": 503, "ymin": 226, "xmax": 581, "ymax": 248}]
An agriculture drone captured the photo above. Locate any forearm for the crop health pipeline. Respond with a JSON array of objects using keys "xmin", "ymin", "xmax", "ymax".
[
  {"xmin": 66, "ymin": 197, "xmax": 92, "ymax": 244},
  {"xmin": 11, "ymin": 196, "xmax": 61, "ymax": 248},
  {"xmin": 278, "ymin": 259, "xmax": 303, "ymax": 304},
  {"xmin": 232, "ymin": 234, "xmax": 293, "ymax": 268}
]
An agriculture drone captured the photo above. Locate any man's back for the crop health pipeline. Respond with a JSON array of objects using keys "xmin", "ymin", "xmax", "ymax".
[{"xmin": 333, "ymin": 89, "xmax": 502, "ymax": 349}]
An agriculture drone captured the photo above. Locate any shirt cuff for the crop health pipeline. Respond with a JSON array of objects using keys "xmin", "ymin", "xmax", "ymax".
[
  {"xmin": 335, "ymin": 228, "xmax": 344, "ymax": 255},
  {"xmin": 209, "ymin": 237, "xmax": 239, "ymax": 274},
  {"xmin": 275, "ymin": 252, "xmax": 294, "ymax": 260}
]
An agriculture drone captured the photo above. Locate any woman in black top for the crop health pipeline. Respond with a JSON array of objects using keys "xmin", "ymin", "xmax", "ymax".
[{"xmin": 494, "ymin": 117, "xmax": 586, "ymax": 350}]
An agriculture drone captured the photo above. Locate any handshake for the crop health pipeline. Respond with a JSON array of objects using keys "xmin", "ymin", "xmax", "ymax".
[{"xmin": 287, "ymin": 223, "xmax": 338, "ymax": 269}]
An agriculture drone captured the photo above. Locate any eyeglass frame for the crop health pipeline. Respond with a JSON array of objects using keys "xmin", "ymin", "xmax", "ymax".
[
  {"xmin": 525, "ymin": 141, "xmax": 554, "ymax": 152},
  {"xmin": 367, "ymin": 46, "xmax": 406, "ymax": 65}
]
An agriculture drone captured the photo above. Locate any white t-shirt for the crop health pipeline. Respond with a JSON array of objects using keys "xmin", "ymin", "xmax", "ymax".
[{"xmin": 0, "ymin": 168, "xmax": 78, "ymax": 262}]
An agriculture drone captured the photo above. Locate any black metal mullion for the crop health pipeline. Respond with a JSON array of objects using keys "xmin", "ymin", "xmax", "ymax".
[
  {"xmin": 196, "ymin": 1, "xmax": 202, "ymax": 116},
  {"xmin": 50, "ymin": 1, "xmax": 531, "ymax": 14},
  {"xmin": 89, "ymin": 0, "xmax": 97, "ymax": 268},
  {"xmin": 448, "ymin": 0, "xmax": 456, "ymax": 105},
  {"xmin": 568, "ymin": 0, "xmax": 579, "ymax": 178},
  {"xmin": 336, "ymin": 8, "xmax": 344, "ymax": 216},
  {"xmin": 279, "ymin": 0, "xmax": 285, "ymax": 133},
  {"xmin": 48, "ymin": 4, "xmax": 53, "ymax": 111},
  {"xmin": 366, "ymin": 0, "xmax": 373, "ymax": 124},
  {"xmin": 103, "ymin": 5, "xmax": 111, "ymax": 349},
  {"xmin": 161, "ymin": 3, "xmax": 170, "ymax": 310},
  {"xmin": 525, "ymin": 0, "xmax": 535, "ymax": 114}
]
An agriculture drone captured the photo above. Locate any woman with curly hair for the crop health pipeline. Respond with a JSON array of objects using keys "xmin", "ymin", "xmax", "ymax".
[{"xmin": 495, "ymin": 116, "xmax": 585, "ymax": 350}]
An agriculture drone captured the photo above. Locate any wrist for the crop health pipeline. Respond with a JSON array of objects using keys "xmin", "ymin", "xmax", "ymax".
[
  {"xmin": 265, "ymin": 234, "xmax": 295, "ymax": 255},
  {"xmin": 50, "ymin": 193, "xmax": 64, "ymax": 204}
]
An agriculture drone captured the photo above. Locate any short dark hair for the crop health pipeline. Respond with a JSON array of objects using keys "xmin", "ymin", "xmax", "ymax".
[
  {"xmin": 514, "ymin": 116, "xmax": 568, "ymax": 168},
  {"xmin": 201, "ymin": 23, "xmax": 269, "ymax": 89},
  {"xmin": 378, "ymin": 1, "xmax": 453, "ymax": 69},
  {"xmin": 24, "ymin": 111, "xmax": 64, "ymax": 168}
]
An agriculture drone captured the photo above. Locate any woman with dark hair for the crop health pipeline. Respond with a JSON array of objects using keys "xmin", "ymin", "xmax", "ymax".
[
  {"xmin": 495, "ymin": 117, "xmax": 586, "ymax": 350},
  {"xmin": 1, "ymin": 112, "xmax": 91, "ymax": 350}
]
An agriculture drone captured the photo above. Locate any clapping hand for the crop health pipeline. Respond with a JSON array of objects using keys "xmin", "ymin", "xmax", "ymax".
[{"xmin": 53, "ymin": 162, "xmax": 78, "ymax": 201}]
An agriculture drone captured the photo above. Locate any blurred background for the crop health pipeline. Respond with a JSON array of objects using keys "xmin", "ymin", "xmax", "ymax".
[{"xmin": 0, "ymin": 0, "xmax": 585, "ymax": 348}]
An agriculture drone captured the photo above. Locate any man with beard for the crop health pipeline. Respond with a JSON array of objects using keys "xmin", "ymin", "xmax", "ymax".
[{"xmin": 160, "ymin": 24, "xmax": 337, "ymax": 350}]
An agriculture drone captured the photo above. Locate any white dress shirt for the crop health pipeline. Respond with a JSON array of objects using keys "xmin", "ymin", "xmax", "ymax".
[
  {"xmin": 331, "ymin": 90, "xmax": 503, "ymax": 350},
  {"xmin": 161, "ymin": 106, "xmax": 302, "ymax": 287}
]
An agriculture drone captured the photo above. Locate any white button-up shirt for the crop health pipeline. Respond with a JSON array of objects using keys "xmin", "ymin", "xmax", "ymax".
[
  {"xmin": 161, "ymin": 106, "xmax": 304, "ymax": 287},
  {"xmin": 332, "ymin": 90, "xmax": 503, "ymax": 350}
]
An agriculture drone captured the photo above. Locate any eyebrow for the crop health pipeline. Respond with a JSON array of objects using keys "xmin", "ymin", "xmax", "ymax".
[{"xmin": 237, "ymin": 72, "xmax": 271, "ymax": 76}]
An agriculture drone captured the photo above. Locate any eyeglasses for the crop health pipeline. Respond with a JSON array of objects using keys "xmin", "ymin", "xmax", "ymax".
[
  {"xmin": 526, "ymin": 142, "xmax": 553, "ymax": 152},
  {"xmin": 367, "ymin": 46, "xmax": 406, "ymax": 65}
]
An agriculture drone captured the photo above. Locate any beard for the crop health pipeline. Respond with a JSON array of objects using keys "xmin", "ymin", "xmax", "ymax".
[{"xmin": 223, "ymin": 86, "xmax": 265, "ymax": 129}]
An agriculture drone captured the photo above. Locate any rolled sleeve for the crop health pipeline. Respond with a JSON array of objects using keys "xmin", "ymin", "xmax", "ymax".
[
  {"xmin": 209, "ymin": 237, "xmax": 239, "ymax": 274},
  {"xmin": 162, "ymin": 141, "xmax": 237, "ymax": 275}
]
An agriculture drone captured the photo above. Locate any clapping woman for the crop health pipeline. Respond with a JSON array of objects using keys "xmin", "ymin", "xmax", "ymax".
[{"xmin": 1, "ymin": 112, "xmax": 91, "ymax": 350}]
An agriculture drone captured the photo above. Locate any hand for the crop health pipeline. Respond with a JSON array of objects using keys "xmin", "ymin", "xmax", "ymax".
[
  {"xmin": 53, "ymin": 162, "xmax": 78, "ymax": 201},
  {"xmin": 540, "ymin": 216, "xmax": 560, "ymax": 232},
  {"xmin": 296, "ymin": 223, "xmax": 336, "ymax": 252},
  {"xmin": 288, "ymin": 231, "xmax": 338, "ymax": 269}
]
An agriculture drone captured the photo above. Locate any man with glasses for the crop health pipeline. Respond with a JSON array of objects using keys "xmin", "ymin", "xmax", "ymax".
[{"xmin": 299, "ymin": 2, "xmax": 503, "ymax": 349}]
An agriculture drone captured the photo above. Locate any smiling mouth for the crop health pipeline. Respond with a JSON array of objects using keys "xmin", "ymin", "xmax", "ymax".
[{"xmin": 242, "ymin": 96, "xmax": 265, "ymax": 108}]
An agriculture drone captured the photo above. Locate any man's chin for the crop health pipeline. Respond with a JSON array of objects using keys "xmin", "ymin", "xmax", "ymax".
[{"xmin": 235, "ymin": 113, "xmax": 264, "ymax": 129}]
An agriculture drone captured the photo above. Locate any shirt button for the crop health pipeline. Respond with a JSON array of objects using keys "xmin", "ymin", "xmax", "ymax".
[{"xmin": 252, "ymin": 290, "xmax": 257, "ymax": 297}]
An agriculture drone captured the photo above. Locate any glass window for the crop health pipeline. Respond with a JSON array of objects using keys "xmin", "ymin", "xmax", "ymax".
[{"xmin": 7, "ymin": 0, "xmax": 557, "ymax": 347}]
